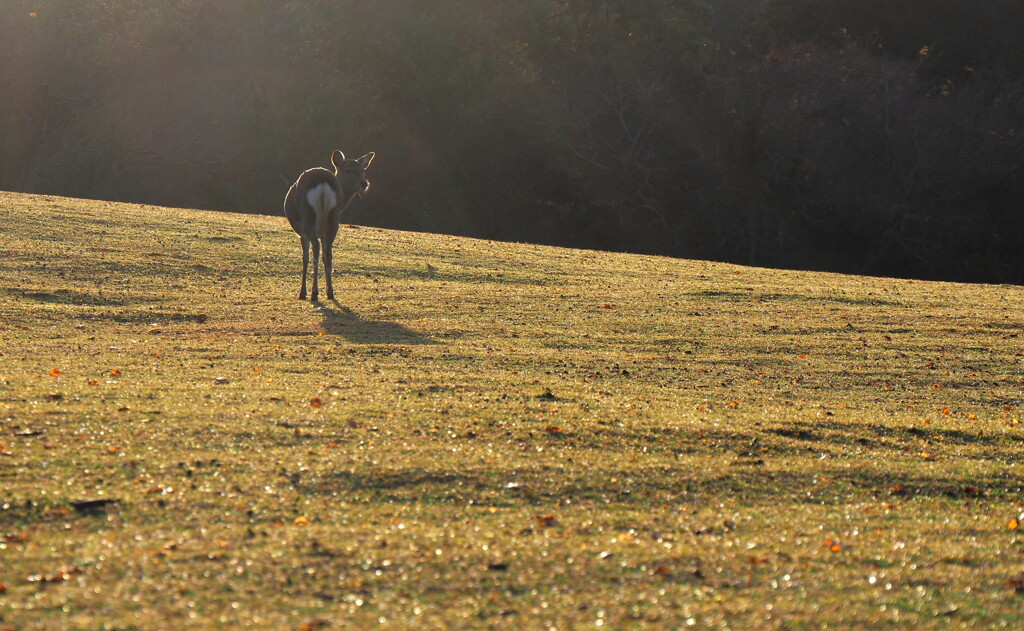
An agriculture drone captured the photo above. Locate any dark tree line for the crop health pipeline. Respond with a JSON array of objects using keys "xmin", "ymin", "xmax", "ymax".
[{"xmin": 2, "ymin": 1, "xmax": 1022, "ymax": 283}]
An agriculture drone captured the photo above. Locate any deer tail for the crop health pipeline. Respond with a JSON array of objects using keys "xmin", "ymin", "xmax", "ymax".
[{"xmin": 305, "ymin": 182, "xmax": 338, "ymax": 216}]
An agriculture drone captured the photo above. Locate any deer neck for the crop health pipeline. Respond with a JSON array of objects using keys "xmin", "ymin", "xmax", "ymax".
[{"xmin": 338, "ymin": 186, "xmax": 360, "ymax": 211}]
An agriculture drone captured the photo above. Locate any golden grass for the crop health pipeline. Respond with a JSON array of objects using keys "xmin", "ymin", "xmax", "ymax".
[{"xmin": 1, "ymin": 190, "xmax": 1023, "ymax": 629}]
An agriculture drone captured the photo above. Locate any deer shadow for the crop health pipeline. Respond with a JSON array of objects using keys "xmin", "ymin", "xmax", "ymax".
[{"xmin": 317, "ymin": 300, "xmax": 435, "ymax": 345}]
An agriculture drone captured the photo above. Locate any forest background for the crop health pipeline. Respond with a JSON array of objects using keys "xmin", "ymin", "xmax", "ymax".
[{"xmin": 1, "ymin": 0, "xmax": 1022, "ymax": 284}]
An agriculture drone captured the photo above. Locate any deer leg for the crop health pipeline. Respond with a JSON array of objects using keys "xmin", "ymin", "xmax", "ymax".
[
  {"xmin": 310, "ymin": 237, "xmax": 321, "ymax": 302},
  {"xmin": 299, "ymin": 236, "xmax": 310, "ymax": 300},
  {"xmin": 323, "ymin": 233, "xmax": 336, "ymax": 300}
]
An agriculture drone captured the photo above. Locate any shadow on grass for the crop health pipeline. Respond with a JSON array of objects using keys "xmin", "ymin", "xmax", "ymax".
[
  {"xmin": 295, "ymin": 464, "xmax": 1022, "ymax": 509},
  {"xmin": 689, "ymin": 289, "xmax": 902, "ymax": 307},
  {"xmin": 347, "ymin": 262, "xmax": 547, "ymax": 287},
  {"xmin": 317, "ymin": 299, "xmax": 435, "ymax": 345},
  {"xmin": 5, "ymin": 287, "xmax": 139, "ymax": 307}
]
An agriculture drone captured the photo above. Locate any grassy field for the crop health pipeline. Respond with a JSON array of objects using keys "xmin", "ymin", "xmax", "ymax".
[{"xmin": 1, "ymin": 190, "xmax": 1022, "ymax": 629}]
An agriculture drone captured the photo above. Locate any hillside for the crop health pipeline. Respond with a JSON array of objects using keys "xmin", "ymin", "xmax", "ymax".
[{"xmin": 1, "ymin": 191, "xmax": 1023, "ymax": 629}]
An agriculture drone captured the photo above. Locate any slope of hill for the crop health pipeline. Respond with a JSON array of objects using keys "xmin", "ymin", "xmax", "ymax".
[{"xmin": 1, "ymin": 191, "xmax": 1022, "ymax": 628}]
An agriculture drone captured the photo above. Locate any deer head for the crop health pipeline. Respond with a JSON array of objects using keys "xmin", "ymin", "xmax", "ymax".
[{"xmin": 331, "ymin": 149, "xmax": 375, "ymax": 199}]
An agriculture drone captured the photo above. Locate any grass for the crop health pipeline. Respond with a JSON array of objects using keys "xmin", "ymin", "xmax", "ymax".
[{"xmin": 1, "ymin": 190, "xmax": 1023, "ymax": 629}]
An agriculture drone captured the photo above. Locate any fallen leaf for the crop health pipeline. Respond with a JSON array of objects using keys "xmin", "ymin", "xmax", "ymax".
[
  {"xmin": 310, "ymin": 397, "xmax": 323, "ymax": 408},
  {"xmin": 535, "ymin": 388, "xmax": 558, "ymax": 401},
  {"xmin": 109, "ymin": 369, "xmax": 121, "ymax": 376},
  {"xmin": 49, "ymin": 368, "xmax": 63, "ymax": 377},
  {"xmin": 294, "ymin": 516, "xmax": 311, "ymax": 526},
  {"xmin": 151, "ymin": 542, "xmax": 178, "ymax": 558},
  {"xmin": 538, "ymin": 515, "xmax": 560, "ymax": 528},
  {"xmin": 27, "ymin": 566, "xmax": 83, "ymax": 584},
  {"xmin": 70, "ymin": 498, "xmax": 120, "ymax": 514}
]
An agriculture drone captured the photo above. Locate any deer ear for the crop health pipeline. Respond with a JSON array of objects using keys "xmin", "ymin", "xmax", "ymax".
[
  {"xmin": 331, "ymin": 150, "xmax": 346, "ymax": 167},
  {"xmin": 357, "ymin": 152, "xmax": 375, "ymax": 168}
]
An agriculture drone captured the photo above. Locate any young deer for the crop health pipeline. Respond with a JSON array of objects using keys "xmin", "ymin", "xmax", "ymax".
[{"xmin": 284, "ymin": 150, "xmax": 375, "ymax": 301}]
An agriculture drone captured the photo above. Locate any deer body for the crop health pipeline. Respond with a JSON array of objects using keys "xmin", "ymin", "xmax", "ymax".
[{"xmin": 284, "ymin": 150, "xmax": 374, "ymax": 301}]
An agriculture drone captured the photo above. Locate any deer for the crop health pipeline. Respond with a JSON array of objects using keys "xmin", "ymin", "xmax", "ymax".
[{"xmin": 284, "ymin": 150, "xmax": 375, "ymax": 301}]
